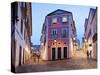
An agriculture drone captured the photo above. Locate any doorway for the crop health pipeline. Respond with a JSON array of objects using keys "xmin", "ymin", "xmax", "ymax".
[
  {"xmin": 52, "ymin": 48, "xmax": 56, "ymax": 60},
  {"xmin": 58, "ymin": 47, "xmax": 61, "ymax": 59},
  {"xmin": 19, "ymin": 46, "xmax": 22, "ymax": 66},
  {"xmin": 63, "ymin": 47, "xmax": 67, "ymax": 58}
]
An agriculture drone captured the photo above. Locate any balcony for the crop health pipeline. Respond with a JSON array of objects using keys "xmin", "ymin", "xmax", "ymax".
[
  {"xmin": 62, "ymin": 34, "xmax": 68, "ymax": 38},
  {"xmin": 51, "ymin": 34, "xmax": 58, "ymax": 39}
]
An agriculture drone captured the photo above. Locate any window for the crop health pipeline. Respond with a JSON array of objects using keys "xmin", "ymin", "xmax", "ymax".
[
  {"xmin": 62, "ymin": 28, "xmax": 68, "ymax": 38},
  {"xmin": 20, "ymin": 2, "xmax": 25, "ymax": 7},
  {"xmin": 64, "ymin": 42, "xmax": 66, "ymax": 44},
  {"xmin": 21, "ymin": 19, "xmax": 23, "ymax": 34},
  {"xmin": 53, "ymin": 30, "xmax": 57, "ymax": 35},
  {"xmin": 51, "ymin": 29, "xmax": 57, "ymax": 38},
  {"xmin": 52, "ymin": 29, "xmax": 57, "ymax": 35},
  {"xmin": 94, "ymin": 24, "xmax": 97, "ymax": 34},
  {"xmin": 52, "ymin": 18, "xmax": 57, "ymax": 23},
  {"xmin": 11, "ymin": 2, "xmax": 18, "ymax": 25},
  {"xmin": 62, "ymin": 29, "xmax": 66, "ymax": 38},
  {"xmin": 89, "ymin": 44, "xmax": 92, "ymax": 46},
  {"xmin": 62, "ymin": 16, "xmax": 67, "ymax": 22}
]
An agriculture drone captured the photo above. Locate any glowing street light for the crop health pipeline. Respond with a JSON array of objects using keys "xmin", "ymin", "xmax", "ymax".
[
  {"xmin": 73, "ymin": 37, "xmax": 75, "ymax": 41},
  {"xmin": 84, "ymin": 39, "xmax": 87, "ymax": 42},
  {"xmin": 41, "ymin": 43, "xmax": 43, "ymax": 46},
  {"xmin": 54, "ymin": 39, "xmax": 57, "ymax": 42},
  {"xmin": 54, "ymin": 39, "xmax": 57, "ymax": 56}
]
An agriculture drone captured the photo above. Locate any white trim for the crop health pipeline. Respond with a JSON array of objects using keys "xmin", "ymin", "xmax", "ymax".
[
  {"xmin": 55, "ymin": 48, "xmax": 58, "ymax": 59},
  {"xmin": 51, "ymin": 47, "xmax": 52, "ymax": 60},
  {"xmin": 61, "ymin": 47, "xmax": 63, "ymax": 59}
]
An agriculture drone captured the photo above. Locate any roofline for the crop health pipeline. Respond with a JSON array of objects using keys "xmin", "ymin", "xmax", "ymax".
[{"xmin": 47, "ymin": 9, "xmax": 72, "ymax": 16}]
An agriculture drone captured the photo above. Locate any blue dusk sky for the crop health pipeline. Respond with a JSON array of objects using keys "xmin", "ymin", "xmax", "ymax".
[{"xmin": 31, "ymin": 3, "xmax": 96, "ymax": 47}]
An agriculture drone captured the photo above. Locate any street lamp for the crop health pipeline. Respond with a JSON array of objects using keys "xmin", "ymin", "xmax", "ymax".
[
  {"xmin": 73, "ymin": 37, "xmax": 75, "ymax": 41},
  {"xmin": 41, "ymin": 43, "xmax": 43, "ymax": 46},
  {"xmin": 54, "ymin": 40, "xmax": 57, "ymax": 43},
  {"xmin": 54, "ymin": 39, "xmax": 57, "ymax": 48},
  {"xmin": 84, "ymin": 39, "xmax": 87, "ymax": 42}
]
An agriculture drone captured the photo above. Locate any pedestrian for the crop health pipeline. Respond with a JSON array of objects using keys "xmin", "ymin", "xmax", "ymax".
[
  {"xmin": 33, "ymin": 53, "xmax": 36, "ymax": 63},
  {"xmin": 33, "ymin": 57, "xmax": 36, "ymax": 63},
  {"xmin": 87, "ymin": 50, "xmax": 89, "ymax": 59},
  {"xmin": 37, "ymin": 54, "xmax": 40, "ymax": 63},
  {"xmin": 90, "ymin": 50, "xmax": 92, "ymax": 59}
]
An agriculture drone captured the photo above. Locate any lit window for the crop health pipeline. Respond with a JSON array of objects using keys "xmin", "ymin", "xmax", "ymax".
[
  {"xmin": 52, "ymin": 18, "xmax": 57, "ymax": 23},
  {"xmin": 62, "ymin": 16, "xmax": 67, "ymax": 22}
]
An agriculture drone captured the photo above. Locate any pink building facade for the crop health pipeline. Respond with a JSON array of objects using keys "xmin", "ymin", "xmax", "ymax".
[{"xmin": 40, "ymin": 9, "xmax": 76, "ymax": 60}]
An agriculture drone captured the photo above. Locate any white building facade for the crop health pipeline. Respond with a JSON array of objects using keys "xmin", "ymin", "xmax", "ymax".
[{"xmin": 11, "ymin": 2, "xmax": 32, "ymax": 72}]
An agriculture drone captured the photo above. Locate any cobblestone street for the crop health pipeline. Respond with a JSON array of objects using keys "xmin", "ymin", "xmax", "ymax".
[{"xmin": 15, "ymin": 49, "xmax": 97, "ymax": 73}]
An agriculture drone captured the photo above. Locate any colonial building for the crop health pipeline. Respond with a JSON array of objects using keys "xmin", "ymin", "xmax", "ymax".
[
  {"xmin": 84, "ymin": 8, "xmax": 97, "ymax": 60},
  {"xmin": 11, "ymin": 2, "xmax": 32, "ymax": 72},
  {"xmin": 40, "ymin": 9, "xmax": 76, "ymax": 60}
]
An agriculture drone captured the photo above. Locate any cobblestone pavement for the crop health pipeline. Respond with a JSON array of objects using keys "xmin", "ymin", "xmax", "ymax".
[{"xmin": 15, "ymin": 50, "xmax": 97, "ymax": 73}]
